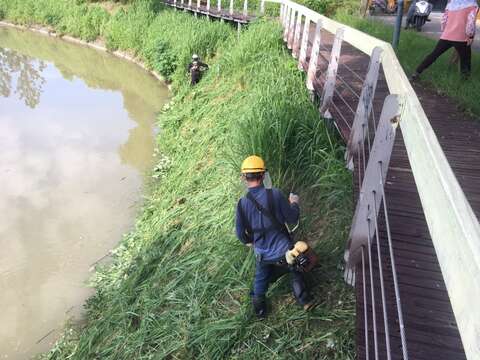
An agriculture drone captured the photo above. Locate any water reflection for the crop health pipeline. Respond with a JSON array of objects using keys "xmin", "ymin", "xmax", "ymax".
[
  {"xmin": 0, "ymin": 26, "xmax": 169, "ymax": 359},
  {"xmin": 0, "ymin": 48, "xmax": 46, "ymax": 108}
]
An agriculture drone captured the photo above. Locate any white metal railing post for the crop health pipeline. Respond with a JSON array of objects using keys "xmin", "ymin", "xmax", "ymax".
[
  {"xmin": 207, "ymin": 0, "xmax": 211, "ymax": 15},
  {"xmin": 280, "ymin": 3, "xmax": 285, "ymax": 20},
  {"xmin": 197, "ymin": 0, "xmax": 200, "ymax": 9},
  {"xmin": 344, "ymin": 94, "xmax": 400, "ymax": 268},
  {"xmin": 217, "ymin": 0, "xmax": 221, "ymax": 12},
  {"xmin": 298, "ymin": 16, "xmax": 310, "ymax": 70},
  {"xmin": 306, "ymin": 21, "xmax": 322, "ymax": 92},
  {"xmin": 320, "ymin": 27, "xmax": 344, "ymax": 115},
  {"xmin": 243, "ymin": 0, "xmax": 248, "ymax": 17},
  {"xmin": 260, "ymin": 0, "xmax": 265, "ymax": 14},
  {"xmin": 229, "ymin": 0, "xmax": 234, "ymax": 16},
  {"xmin": 287, "ymin": 9, "xmax": 296, "ymax": 49},
  {"xmin": 346, "ymin": 46, "xmax": 383, "ymax": 165},
  {"xmin": 292, "ymin": 11, "xmax": 302, "ymax": 58},
  {"xmin": 283, "ymin": 7, "xmax": 291, "ymax": 42},
  {"xmin": 188, "ymin": 0, "xmax": 192, "ymax": 8}
]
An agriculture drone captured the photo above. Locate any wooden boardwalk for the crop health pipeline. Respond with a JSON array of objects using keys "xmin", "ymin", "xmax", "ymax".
[
  {"xmin": 299, "ymin": 27, "xmax": 477, "ymax": 360},
  {"xmin": 163, "ymin": 0, "xmax": 254, "ymax": 24}
]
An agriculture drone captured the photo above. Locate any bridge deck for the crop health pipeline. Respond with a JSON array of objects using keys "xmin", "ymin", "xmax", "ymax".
[{"xmin": 300, "ymin": 28, "xmax": 478, "ymax": 360}]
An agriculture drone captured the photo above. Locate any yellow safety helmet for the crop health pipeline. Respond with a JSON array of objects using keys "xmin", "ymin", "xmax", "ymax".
[{"xmin": 241, "ymin": 155, "xmax": 266, "ymax": 174}]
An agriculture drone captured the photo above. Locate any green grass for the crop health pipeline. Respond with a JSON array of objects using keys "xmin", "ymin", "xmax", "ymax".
[
  {"xmin": 335, "ymin": 11, "xmax": 480, "ymax": 116},
  {"xmin": 1, "ymin": 1, "xmax": 355, "ymax": 359}
]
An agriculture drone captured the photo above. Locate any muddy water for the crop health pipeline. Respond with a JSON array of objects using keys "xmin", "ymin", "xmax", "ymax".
[{"xmin": 0, "ymin": 27, "xmax": 169, "ymax": 359}]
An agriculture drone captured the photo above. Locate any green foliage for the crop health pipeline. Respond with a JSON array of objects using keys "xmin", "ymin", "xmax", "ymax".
[
  {"xmin": 335, "ymin": 12, "xmax": 480, "ymax": 116},
  {"xmin": 143, "ymin": 38, "xmax": 177, "ymax": 78},
  {"xmin": 0, "ymin": 0, "xmax": 109, "ymax": 40},
  {"xmin": 104, "ymin": 0, "xmax": 161, "ymax": 52},
  {"xmin": 298, "ymin": 0, "xmax": 358, "ymax": 16},
  {"xmin": 142, "ymin": 11, "xmax": 231, "ymax": 82},
  {"xmin": 58, "ymin": 4, "xmax": 109, "ymax": 41}
]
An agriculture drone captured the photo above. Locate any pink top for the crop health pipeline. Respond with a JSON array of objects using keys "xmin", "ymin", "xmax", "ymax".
[{"xmin": 441, "ymin": 6, "xmax": 479, "ymax": 42}]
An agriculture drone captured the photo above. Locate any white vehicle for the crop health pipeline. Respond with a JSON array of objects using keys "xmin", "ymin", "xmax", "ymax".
[{"xmin": 406, "ymin": 0, "xmax": 433, "ymax": 31}]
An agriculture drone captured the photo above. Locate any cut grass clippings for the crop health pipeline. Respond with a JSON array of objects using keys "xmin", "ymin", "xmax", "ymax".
[{"xmin": 0, "ymin": 0, "xmax": 355, "ymax": 359}]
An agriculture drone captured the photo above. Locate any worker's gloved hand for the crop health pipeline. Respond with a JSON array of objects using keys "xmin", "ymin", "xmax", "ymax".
[
  {"xmin": 289, "ymin": 193, "xmax": 300, "ymax": 204},
  {"xmin": 294, "ymin": 253, "xmax": 309, "ymax": 272},
  {"xmin": 285, "ymin": 241, "xmax": 309, "ymax": 269}
]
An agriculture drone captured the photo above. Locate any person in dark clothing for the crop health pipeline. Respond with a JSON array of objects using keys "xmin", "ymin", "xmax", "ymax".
[
  {"xmin": 404, "ymin": 0, "xmax": 419, "ymax": 29},
  {"xmin": 235, "ymin": 155, "xmax": 313, "ymax": 319},
  {"xmin": 187, "ymin": 54, "xmax": 209, "ymax": 85}
]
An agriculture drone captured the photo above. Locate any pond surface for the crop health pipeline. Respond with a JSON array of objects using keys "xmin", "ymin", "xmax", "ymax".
[{"xmin": 0, "ymin": 26, "xmax": 169, "ymax": 359}]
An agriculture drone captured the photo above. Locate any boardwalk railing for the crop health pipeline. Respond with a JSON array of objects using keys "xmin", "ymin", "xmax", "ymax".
[
  {"xmin": 264, "ymin": 1, "xmax": 480, "ymax": 359},
  {"xmin": 165, "ymin": 0, "xmax": 254, "ymax": 25}
]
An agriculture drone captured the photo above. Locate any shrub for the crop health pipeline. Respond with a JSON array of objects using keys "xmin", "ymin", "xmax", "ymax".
[
  {"xmin": 58, "ymin": 4, "xmax": 109, "ymax": 41},
  {"xmin": 300, "ymin": 0, "xmax": 358, "ymax": 16},
  {"xmin": 104, "ymin": 0, "xmax": 160, "ymax": 52},
  {"xmin": 143, "ymin": 38, "xmax": 177, "ymax": 79}
]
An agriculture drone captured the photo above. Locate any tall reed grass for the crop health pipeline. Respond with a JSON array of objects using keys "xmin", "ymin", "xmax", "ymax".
[{"xmin": 0, "ymin": 1, "xmax": 354, "ymax": 358}]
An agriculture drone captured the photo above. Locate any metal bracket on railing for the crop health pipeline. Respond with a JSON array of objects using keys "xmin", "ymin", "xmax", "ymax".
[
  {"xmin": 287, "ymin": 10, "xmax": 296, "ymax": 49},
  {"xmin": 306, "ymin": 21, "xmax": 322, "ymax": 91},
  {"xmin": 344, "ymin": 94, "xmax": 400, "ymax": 273},
  {"xmin": 298, "ymin": 17, "xmax": 310, "ymax": 70},
  {"xmin": 320, "ymin": 28, "xmax": 344, "ymax": 115},
  {"xmin": 346, "ymin": 46, "xmax": 383, "ymax": 167},
  {"xmin": 292, "ymin": 12, "xmax": 302, "ymax": 58}
]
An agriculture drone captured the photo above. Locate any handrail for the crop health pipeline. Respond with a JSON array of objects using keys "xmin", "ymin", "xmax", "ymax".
[{"xmin": 262, "ymin": 1, "xmax": 480, "ymax": 359}]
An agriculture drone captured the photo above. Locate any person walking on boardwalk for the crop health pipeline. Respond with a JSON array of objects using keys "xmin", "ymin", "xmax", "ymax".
[
  {"xmin": 187, "ymin": 54, "xmax": 209, "ymax": 85},
  {"xmin": 235, "ymin": 155, "xmax": 314, "ymax": 319},
  {"xmin": 411, "ymin": 0, "xmax": 479, "ymax": 80}
]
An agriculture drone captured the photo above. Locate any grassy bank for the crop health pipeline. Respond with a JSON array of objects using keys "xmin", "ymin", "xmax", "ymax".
[
  {"xmin": 335, "ymin": 11, "xmax": 480, "ymax": 116},
  {"xmin": 0, "ymin": 0, "xmax": 354, "ymax": 359}
]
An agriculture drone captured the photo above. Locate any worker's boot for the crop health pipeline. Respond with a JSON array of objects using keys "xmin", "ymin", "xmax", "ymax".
[
  {"xmin": 252, "ymin": 295, "xmax": 267, "ymax": 319},
  {"xmin": 292, "ymin": 273, "xmax": 314, "ymax": 310}
]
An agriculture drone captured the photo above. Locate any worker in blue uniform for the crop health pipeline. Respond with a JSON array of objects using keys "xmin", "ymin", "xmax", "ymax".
[{"xmin": 235, "ymin": 155, "xmax": 314, "ymax": 318}]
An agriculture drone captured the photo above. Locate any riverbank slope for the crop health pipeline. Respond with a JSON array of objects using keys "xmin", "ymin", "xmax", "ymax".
[{"xmin": 0, "ymin": 1, "xmax": 354, "ymax": 358}]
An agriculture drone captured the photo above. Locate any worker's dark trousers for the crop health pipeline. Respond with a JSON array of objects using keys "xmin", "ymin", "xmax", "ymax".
[
  {"xmin": 190, "ymin": 71, "xmax": 201, "ymax": 85},
  {"xmin": 416, "ymin": 39, "xmax": 471, "ymax": 75},
  {"xmin": 252, "ymin": 259, "xmax": 311, "ymax": 305}
]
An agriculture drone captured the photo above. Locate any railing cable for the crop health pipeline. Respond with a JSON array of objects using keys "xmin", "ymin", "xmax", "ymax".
[
  {"xmin": 378, "ymin": 161, "xmax": 409, "ymax": 360},
  {"xmin": 372, "ymin": 189, "xmax": 392, "ymax": 360},
  {"xmin": 367, "ymin": 218, "xmax": 379, "ymax": 360},
  {"xmin": 361, "ymin": 246, "xmax": 370, "ymax": 360}
]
